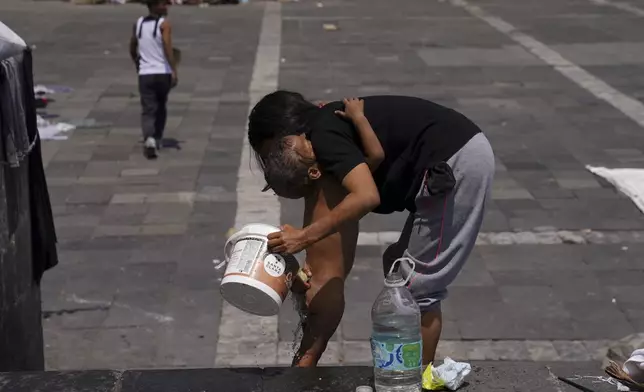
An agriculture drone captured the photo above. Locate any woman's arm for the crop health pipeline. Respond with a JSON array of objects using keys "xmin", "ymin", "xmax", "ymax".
[
  {"xmin": 335, "ymin": 98, "xmax": 384, "ymax": 172},
  {"xmin": 268, "ymin": 163, "xmax": 379, "ymax": 254},
  {"xmin": 303, "ymin": 163, "xmax": 379, "ymax": 244}
]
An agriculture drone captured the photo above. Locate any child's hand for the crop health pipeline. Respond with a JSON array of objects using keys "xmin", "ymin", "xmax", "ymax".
[
  {"xmin": 335, "ymin": 98, "xmax": 365, "ymax": 123},
  {"xmin": 291, "ymin": 265, "xmax": 312, "ymax": 294}
]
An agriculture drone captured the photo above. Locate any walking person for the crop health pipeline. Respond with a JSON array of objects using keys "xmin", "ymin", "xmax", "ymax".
[{"xmin": 129, "ymin": 0, "xmax": 178, "ymax": 159}]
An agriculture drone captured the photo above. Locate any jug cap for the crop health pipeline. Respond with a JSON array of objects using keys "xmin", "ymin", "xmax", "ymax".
[
  {"xmin": 384, "ymin": 258, "xmax": 416, "ymax": 288},
  {"xmin": 385, "ymin": 271, "xmax": 405, "ymax": 287}
]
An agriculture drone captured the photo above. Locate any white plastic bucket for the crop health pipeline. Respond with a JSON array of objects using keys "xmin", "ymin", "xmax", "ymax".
[{"xmin": 220, "ymin": 224, "xmax": 298, "ymax": 316}]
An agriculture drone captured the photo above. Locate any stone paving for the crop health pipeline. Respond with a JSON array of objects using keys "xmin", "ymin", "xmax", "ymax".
[{"xmin": 2, "ymin": 0, "xmax": 644, "ymax": 369}]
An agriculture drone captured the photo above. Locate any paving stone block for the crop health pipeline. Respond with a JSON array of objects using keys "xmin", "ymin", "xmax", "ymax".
[
  {"xmin": 121, "ymin": 168, "xmax": 160, "ymax": 177},
  {"xmin": 492, "ymin": 188, "xmax": 534, "ymax": 200},
  {"xmin": 89, "ymin": 327, "xmax": 160, "ymax": 369},
  {"xmin": 83, "ymin": 162, "xmax": 123, "ymax": 178},
  {"xmin": 490, "ymin": 341, "xmax": 531, "ymax": 361},
  {"xmin": 103, "ymin": 291, "xmax": 173, "ymax": 328},
  {"xmin": 481, "ymin": 209, "xmax": 511, "ymax": 232},
  {"xmin": 155, "ymin": 327, "xmax": 218, "ymax": 368},
  {"xmin": 342, "ymin": 341, "xmax": 372, "ymax": 365},
  {"xmin": 480, "ymin": 245, "xmax": 587, "ymax": 271},
  {"xmin": 595, "ymin": 270, "xmax": 644, "ymax": 286},
  {"xmin": 214, "ymin": 341, "xmax": 278, "ymax": 367},
  {"xmin": 43, "ymin": 307, "xmax": 109, "ymax": 330},
  {"xmin": 552, "ymin": 340, "xmax": 593, "ymax": 361},
  {"xmin": 144, "ymin": 204, "xmax": 193, "ymax": 224},
  {"xmin": 466, "ymin": 340, "xmax": 495, "ymax": 361},
  {"xmin": 608, "ymin": 285, "xmax": 644, "ymax": 305},
  {"xmin": 47, "ymin": 185, "xmax": 72, "ymax": 206},
  {"xmin": 526, "ymin": 341, "xmax": 560, "ymax": 361},
  {"xmin": 581, "ymin": 244, "xmax": 644, "ymax": 270},
  {"xmin": 141, "ymin": 224, "xmax": 188, "ymax": 236},
  {"xmin": 54, "ymin": 214, "xmax": 101, "ymax": 228},
  {"xmin": 67, "ymin": 185, "xmax": 113, "ymax": 204},
  {"xmin": 94, "ymin": 225, "xmax": 140, "ymax": 237},
  {"xmin": 557, "ymin": 178, "xmax": 602, "ymax": 189},
  {"xmin": 172, "ymin": 262, "xmax": 223, "ymax": 292},
  {"xmin": 341, "ymin": 302, "xmax": 373, "ymax": 340},
  {"xmin": 53, "ymin": 152, "xmax": 94, "ymax": 163},
  {"xmin": 77, "ymin": 177, "xmax": 119, "ymax": 185},
  {"xmin": 129, "ymin": 247, "xmax": 183, "ymax": 264},
  {"xmin": 529, "ymin": 189, "xmax": 575, "ymax": 199},
  {"xmin": 452, "ymin": 257, "xmax": 495, "ymax": 287},
  {"xmin": 583, "ymin": 340, "xmax": 611, "ymax": 361},
  {"xmin": 436, "ymin": 340, "xmax": 471, "ymax": 361},
  {"xmin": 277, "ymin": 341, "xmax": 297, "ymax": 366},
  {"xmin": 146, "ymin": 192, "xmax": 196, "ymax": 204},
  {"xmin": 111, "ymin": 193, "xmax": 146, "ymax": 204},
  {"xmin": 441, "ymin": 319, "xmax": 462, "ymax": 340},
  {"xmin": 45, "ymin": 162, "xmax": 88, "ymax": 178},
  {"xmin": 567, "ymin": 300, "xmax": 634, "ymax": 340},
  {"xmin": 496, "ymin": 199, "xmax": 543, "ymax": 215},
  {"xmin": 42, "ymin": 328, "xmax": 101, "ymax": 370},
  {"xmin": 418, "ymin": 46, "xmax": 542, "ymax": 67}
]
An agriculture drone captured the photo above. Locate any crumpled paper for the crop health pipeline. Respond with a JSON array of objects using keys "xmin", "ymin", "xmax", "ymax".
[{"xmin": 423, "ymin": 357, "xmax": 471, "ymax": 390}]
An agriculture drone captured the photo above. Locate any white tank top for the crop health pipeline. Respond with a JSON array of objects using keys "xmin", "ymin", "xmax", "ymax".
[{"xmin": 136, "ymin": 16, "xmax": 172, "ymax": 75}]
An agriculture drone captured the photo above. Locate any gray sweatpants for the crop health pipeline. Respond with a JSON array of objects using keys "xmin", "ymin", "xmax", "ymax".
[{"xmin": 399, "ymin": 132, "xmax": 494, "ymax": 312}]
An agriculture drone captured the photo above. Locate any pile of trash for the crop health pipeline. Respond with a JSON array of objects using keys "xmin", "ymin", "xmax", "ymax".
[
  {"xmin": 36, "ymin": 116, "xmax": 74, "ymax": 141},
  {"xmin": 423, "ymin": 358, "xmax": 471, "ymax": 391},
  {"xmin": 34, "ymin": 85, "xmax": 76, "ymax": 140},
  {"xmin": 604, "ymin": 334, "xmax": 644, "ymax": 391}
]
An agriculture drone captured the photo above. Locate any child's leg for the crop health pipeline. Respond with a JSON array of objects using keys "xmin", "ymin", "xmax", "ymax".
[
  {"xmin": 294, "ymin": 275, "xmax": 345, "ymax": 367},
  {"xmin": 293, "ymin": 179, "xmax": 358, "ymax": 367}
]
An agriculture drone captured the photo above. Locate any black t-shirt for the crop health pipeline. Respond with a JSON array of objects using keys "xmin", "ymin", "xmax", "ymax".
[{"xmin": 307, "ymin": 96, "xmax": 481, "ymax": 214}]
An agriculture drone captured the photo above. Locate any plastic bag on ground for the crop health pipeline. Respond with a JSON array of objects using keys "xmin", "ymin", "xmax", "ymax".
[
  {"xmin": 422, "ymin": 357, "xmax": 471, "ymax": 391},
  {"xmin": 623, "ymin": 348, "xmax": 644, "ymax": 383}
]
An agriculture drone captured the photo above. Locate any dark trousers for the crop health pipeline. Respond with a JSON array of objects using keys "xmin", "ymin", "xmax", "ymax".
[{"xmin": 139, "ymin": 74, "xmax": 172, "ymax": 140}]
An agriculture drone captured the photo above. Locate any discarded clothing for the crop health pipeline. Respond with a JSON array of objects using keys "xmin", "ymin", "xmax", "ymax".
[
  {"xmin": 0, "ymin": 33, "xmax": 58, "ymax": 281},
  {"xmin": 22, "ymin": 48, "xmax": 59, "ymax": 281},
  {"xmin": 586, "ymin": 166, "xmax": 644, "ymax": 214},
  {"xmin": 37, "ymin": 115, "xmax": 75, "ymax": 140},
  {"xmin": 0, "ymin": 55, "xmax": 35, "ymax": 167},
  {"xmin": 624, "ymin": 349, "xmax": 644, "ymax": 384}
]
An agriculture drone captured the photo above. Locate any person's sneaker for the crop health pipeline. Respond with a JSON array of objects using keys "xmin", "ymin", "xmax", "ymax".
[
  {"xmin": 156, "ymin": 138, "xmax": 163, "ymax": 151},
  {"xmin": 144, "ymin": 137, "xmax": 157, "ymax": 159}
]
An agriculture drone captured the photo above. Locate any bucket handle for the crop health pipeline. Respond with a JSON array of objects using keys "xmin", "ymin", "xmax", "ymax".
[
  {"xmin": 224, "ymin": 230, "xmax": 247, "ymax": 259},
  {"xmin": 214, "ymin": 230, "xmax": 249, "ymax": 270},
  {"xmin": 388, "ymin": 257, "xmax": 416, "ymax": 286}
]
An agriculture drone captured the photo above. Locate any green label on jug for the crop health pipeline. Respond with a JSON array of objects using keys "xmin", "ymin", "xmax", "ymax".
[{"xmin": 371, "ymin": 339, "xmax": 422, "ymax": 371}]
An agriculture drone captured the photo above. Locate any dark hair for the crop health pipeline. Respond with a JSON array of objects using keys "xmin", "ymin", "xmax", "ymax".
[
  {"xmin": 146, "ymin": 0, "xmax": 165, "ymax": 9},
  {"xmin": 248, "ymin": 90, "xmax": 318, "ymax": 172},
  {"xmin": 262, "ymin": 137, "xmax": 316, "ymax": 200}
]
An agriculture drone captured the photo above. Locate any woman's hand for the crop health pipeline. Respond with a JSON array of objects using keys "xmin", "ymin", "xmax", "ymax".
[
  {"xmin": 267, "ymin": 224, "xmax": 310, "ymax": 255},
  {"xmin": 335, "ymin": 98, "xmax": 365, "ymax": 123}
]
